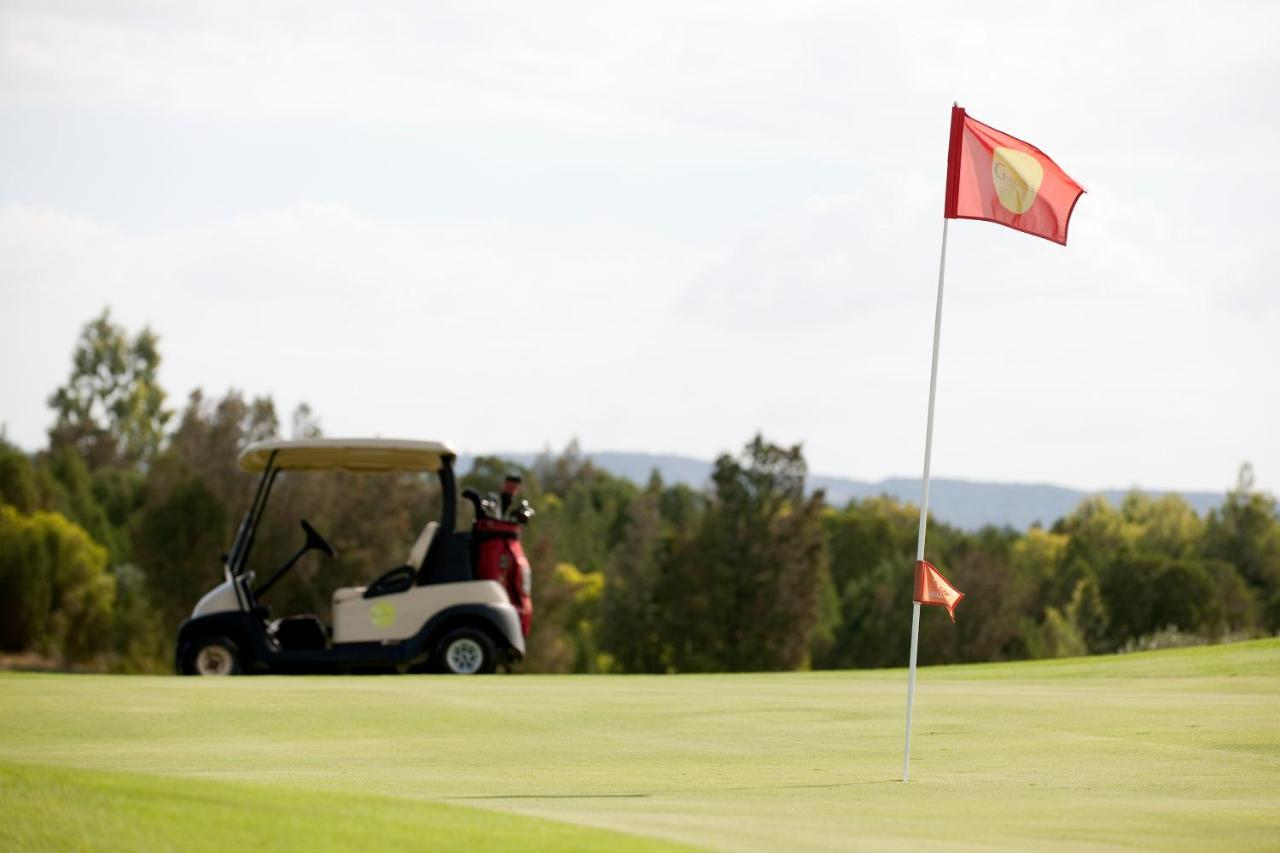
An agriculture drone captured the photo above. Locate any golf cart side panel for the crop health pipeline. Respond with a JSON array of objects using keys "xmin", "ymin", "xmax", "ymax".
[
  {"xmin": 262, "ymin": 602, "xmax": 525, "ymax": 669},
  {"xmin": 414, "ymin": 602, "xmax": 525, "ymax": 660},
  {"xmin": 191, "ymin": 575, "xmax": 253, "ymax": 618},
  {"xmin": 331, "ymin": 580, "xmax": 511, "ymax": 644}
]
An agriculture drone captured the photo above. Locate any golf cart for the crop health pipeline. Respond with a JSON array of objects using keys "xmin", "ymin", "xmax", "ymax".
[{"xmin": 175, "ymin": 438, "xmax": 534, "ymax": 675}]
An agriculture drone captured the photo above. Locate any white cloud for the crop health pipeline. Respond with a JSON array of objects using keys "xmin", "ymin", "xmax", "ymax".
[
  {"xmin": 0, "ymin": 201, "xmax": 703, "ymax": 456},
  {"xmin": 1, "ymin": 1, "xmax": 1278, "ymax": 493}
]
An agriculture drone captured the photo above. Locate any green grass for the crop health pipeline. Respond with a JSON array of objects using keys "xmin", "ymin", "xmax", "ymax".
[{"xmin": 2, "ymin": 640, "xmax": 1279, "ymax": 851}]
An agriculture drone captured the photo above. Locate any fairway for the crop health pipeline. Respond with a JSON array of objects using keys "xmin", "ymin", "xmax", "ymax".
[{"xmin": 3, "ymin": 640, "xmax": 1279, "ymax": 851}]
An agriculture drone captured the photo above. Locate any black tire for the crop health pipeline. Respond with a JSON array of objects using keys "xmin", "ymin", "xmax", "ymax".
[
  {"xmin": 434, "ymin": 626, "xmax": 497, "ymax": 675},
  {"xmin": 180, "ymin": 635, "xmax": 242, "ymax": 676}
]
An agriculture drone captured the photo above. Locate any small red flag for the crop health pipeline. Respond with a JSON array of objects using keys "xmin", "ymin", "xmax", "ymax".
[
  {"xmin": 944, "ymin": 105, "xmax": 1084, "ymax": 245},
  {"xmin": 914, "ymin": 560, "xmax": 964, "ymax": 622}
]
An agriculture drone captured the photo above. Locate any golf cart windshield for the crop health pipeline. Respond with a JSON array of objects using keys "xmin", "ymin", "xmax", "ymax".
[{"xmin": 225, "ymin": 438, "xmax": 458, "ymax": 582}]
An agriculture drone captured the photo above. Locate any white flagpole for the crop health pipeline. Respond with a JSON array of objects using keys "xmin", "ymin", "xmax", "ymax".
[{"xmin": 903, "ymin": 216, "xmax": 950, "ymax": 783}]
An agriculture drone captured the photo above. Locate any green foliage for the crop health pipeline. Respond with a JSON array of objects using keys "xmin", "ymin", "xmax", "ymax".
[
  {"xmin": 90, "ymin": 466, "xmax": 143, "ymax": 540},
  {"xmin": 1265, "ymin": 592, "xmax": 1280, "ymax": 633},
  {"xmin": 936, "ymin": 531, "xmax": 1035, "ymax": 664},
  {"xmin": 659, "ymin": 436, "xmax": 829, "ymax": 672},
  {"xmin": 0, "ymin": 506, "xmax": 50, "ymax": 652},
  {"xmin": 0, "ymin": 505, "xmax": 115, "ymax": 662},
  {"xmin": 0, "ymin": 440, "xmax": 39, "ymax": 513},
  {"xmin": 1025, "ymin": 578, "xmax": 1104, "ymax": 658},
  {"xmin": 1121, "ymin": 492, "xmax": 1204, "ymax": 558},
  {"xmin": 1099, "ymin": 553, "xmax": 1221, "ymax": 645},
  {"xmin": 503, "ymin": 444, "xmax": 639, "ymax": 673},
  {"xmin": 1203, "ymin": 464, "xmax": 1280, "ymax": 621},
  {"xmin": 40, "ymin": 447, "xmax": 121, "ymax": 561},
  {"xmin": 817, "ymin": 496, "xmax": 950, "ymax": 669},
  {"xmin": 552, "ymin": 563, "xmax": 608, "ymax": 672},
  {"xmin": 132, "ymin": 461, "xmax": 230, "ymax": 626},
  {"xmin": 47, "ymin": 308, "xmax": 171, "ymax": 468},
  {"xmin": 600, "ymin": 484, "xmax": 668, "ymax": 673},
  {"xmin": 107, "ymin": 563, "xmax": 168, "ymax": 672},
  {"xmin": 530, "ymin": 442, "xmax": 637, "ymax": 574},
  {"xmin": 133, "ymin": 390, "xmax": 312, "ymax": 624},
  {"xmin": 8, "ymin": 308, "xmax": 1280, "ymax": 675}
]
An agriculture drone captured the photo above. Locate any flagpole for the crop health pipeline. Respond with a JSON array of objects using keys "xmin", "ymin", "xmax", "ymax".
[{"xmin": 903, "ymin": 216, "xmax": 949, "ymax": 783}]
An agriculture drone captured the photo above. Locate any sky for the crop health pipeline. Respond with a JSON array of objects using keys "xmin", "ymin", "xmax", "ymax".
[{"xmin": 2, "ymin": 1, "xmax": 1277, "ymax": 493}]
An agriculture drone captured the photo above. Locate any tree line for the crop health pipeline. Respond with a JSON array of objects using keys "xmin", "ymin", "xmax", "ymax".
[{"xmin": 2, "ymin": 310, "xmax": 1278, "ymax": 672}]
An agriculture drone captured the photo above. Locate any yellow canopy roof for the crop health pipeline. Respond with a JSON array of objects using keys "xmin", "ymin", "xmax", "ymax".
[{"xmin": 238, "ymin": 438, "xmax": 456, "ymax": 474}]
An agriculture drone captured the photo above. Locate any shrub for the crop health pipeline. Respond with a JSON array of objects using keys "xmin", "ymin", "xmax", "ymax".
[{"xmin": 0, "ymin": 505, "xmax": 116, "ymax": 662}]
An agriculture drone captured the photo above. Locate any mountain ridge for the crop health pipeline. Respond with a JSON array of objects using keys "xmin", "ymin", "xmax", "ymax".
[{"xmin": 457, "ymin": 450, "xmax": 1225, "ymax": 531}]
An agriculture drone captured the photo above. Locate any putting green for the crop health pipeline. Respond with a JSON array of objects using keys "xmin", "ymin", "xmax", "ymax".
[{"xmin": 2, "ymin": 639, "xmax": 1278, "ymax": 851}]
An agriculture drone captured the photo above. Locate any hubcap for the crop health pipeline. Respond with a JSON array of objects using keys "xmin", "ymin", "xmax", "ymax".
[
  {"xmin": 195, "ymin": 644, "xmax": 233, "ymax": 675},
  {"xmin": 445, "ymin": 638, "xmax": 484, "ymax": 674}
]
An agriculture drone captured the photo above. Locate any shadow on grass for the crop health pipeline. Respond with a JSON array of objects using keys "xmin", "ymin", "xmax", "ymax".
[{"xmin": 450, "ymin": 779, "xmax": 899, "ymax": 801}]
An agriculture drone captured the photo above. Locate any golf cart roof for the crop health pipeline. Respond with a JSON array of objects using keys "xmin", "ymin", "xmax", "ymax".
[{"xmin": 238, "ymin": 438, "xmax": 457, "ymax": 474}]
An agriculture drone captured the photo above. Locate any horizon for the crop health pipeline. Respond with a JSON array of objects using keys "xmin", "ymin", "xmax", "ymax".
[
  {"xmin": 462, "ymin": 446, "xmax": 1233, "ymax": 497},
  {"xmin": 0, "ymin": 431, "xmax": 1243, "ymax": 497}
]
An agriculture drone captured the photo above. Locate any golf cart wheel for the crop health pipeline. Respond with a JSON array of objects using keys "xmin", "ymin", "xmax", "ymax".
[
  {"xmin": 435, "ymin": 627, "xmax": 497, "ymax": 675},
  {"xmin": 182, "ymin": 636, "xmax": 241, "ymax": 676}
]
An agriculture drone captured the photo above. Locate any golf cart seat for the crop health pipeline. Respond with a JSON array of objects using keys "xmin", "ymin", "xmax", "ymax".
[
  {"xmin": 333, "ymin": 586, "xmax": 366, "ymax": 605},
  {"xmin": 406, "ymin": 521, "xmax": 438, "ymax": 571},
  {"xmin": 331, "ymin": 521, "xmax": 440, "ymax": 605}
]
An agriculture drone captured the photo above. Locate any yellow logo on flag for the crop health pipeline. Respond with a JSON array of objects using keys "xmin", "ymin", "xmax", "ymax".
[{"xmin": 992, "ymin": 147, "xmax": 1043, "ymax": 214}]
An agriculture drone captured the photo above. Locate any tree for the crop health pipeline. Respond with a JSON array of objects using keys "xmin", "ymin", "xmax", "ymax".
[
  {"xmin": 816, "ymin": 494, "xmax": 969, "ymax": 669},
  {"xmin": 662, "ymin": 435, "xmax": 829, "ymax": 672},
  {"xmin": 600, "ymin": 476, "xmax": 669, "ymax": 673},
  {"xmin": 0, "ymin": 437, "xmax": 39, "ymax": 513},
  {"xmin": 132, "ymin": 468, "xmax": 230, "ymax": 625},
  {"xmin": 0, "ymin": 505, "xmax": 51, "ymax": 651},
  {"xmin": 163, "ymin": 389, "xmax": 278, "ymax": 512},
  {"xmin": 41, "ymin": 447, "xmax": 126, "ymax": 564},
  {"xmin": 1120, "ymin": 492, "xmax": 1203, "ymax": 559},
  {"xmin": 531, "ymin": 441, "xmax": 637, "ymax": 573},
  {"xmin": 290, "ymin": 403, "xmax": 322, "ymax": 440},
  {"xmin": 130, "ymin": 390, "xmax": 279, "ymax": 627},
  {"xmin": 48, "ymin": 308, "xmax": 171, "ymax": 468},
  {"xmin": 0, "ymin": 505, "xmax": 116, "ymax": 662},
  {"xmin": 1099, "ymin": 552, "xmax": 1222, "ymax": 645},
  {"xmin": 551, "ymin": 562, "xmax": 607, "ymax": 672},
  {"xmin": 1203, "ymin": 464, "xmax": 1280, "ymax": 620},
  {"xmin": 935, "ymin": 528, "xmax": 1032, "ymax": 664},
  {"xmin": 1026, "ymin": 577, "xmax": 1106, "ymax": 659},
  {"xmin": 109, "ymin": 562, "xmax": 168, "ymax": 672}
]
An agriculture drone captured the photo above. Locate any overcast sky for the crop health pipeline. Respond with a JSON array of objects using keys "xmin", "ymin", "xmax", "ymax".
[{"xmin": 2, "ymin": 1, "xmax": 1277, "ymax": 493}]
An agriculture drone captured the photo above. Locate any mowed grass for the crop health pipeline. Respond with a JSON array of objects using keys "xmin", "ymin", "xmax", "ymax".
[{"xmin": 2, "ymin": 640, "xmax": 1278, "ymax": 851}]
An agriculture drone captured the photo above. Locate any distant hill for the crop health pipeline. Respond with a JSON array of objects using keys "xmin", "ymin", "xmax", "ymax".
[{"xmin": 458, "ymin": 451, "xmax": 1225, "ymax": 531}]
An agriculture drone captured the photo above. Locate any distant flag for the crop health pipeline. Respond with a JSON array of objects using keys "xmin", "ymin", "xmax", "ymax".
[
  {"xmin": 944, "ymin": 106, "xmax": 1085, "ymax": 245},
  {"xmin": 913, "ymin": 560, "xmax": 964, "ymax": 622}
]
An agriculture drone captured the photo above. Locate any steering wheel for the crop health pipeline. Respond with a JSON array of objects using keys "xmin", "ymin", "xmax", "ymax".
[
  {"xmin": 248, "ymin": 519, "xmax": 338, "ymax": 604},
  {"xmin": 300, "ymin": 519, "xmax": 337, "ymax": 558}
]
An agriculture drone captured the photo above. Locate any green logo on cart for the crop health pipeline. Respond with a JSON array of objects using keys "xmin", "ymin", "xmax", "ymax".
[{"xmin": 369, "ymin": 602, "xmax": 396, "ymax": 628}]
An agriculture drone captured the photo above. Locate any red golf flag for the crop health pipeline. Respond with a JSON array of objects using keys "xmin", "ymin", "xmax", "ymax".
[
  {"xmin": 914, "ymin": 560, "xmax": 964, "ymax": 622},
  {"xmin": 944, "ymin": 105, "xmax": 1084, "ymax": 245}
]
